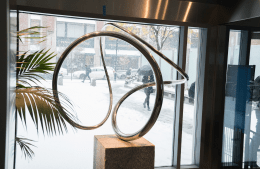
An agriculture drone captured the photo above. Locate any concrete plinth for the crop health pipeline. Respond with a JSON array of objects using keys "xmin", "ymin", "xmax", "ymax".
[{"xmin": 93, "ymin": 135, "xmax": 154, "ymax": 169}]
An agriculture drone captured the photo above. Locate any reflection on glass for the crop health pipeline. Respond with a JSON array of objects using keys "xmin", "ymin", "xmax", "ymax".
[
  {"xmin": 221, "ymin": 30, "xmax": 260, "ymax": 168},
  {"xmin": 227, "ymin": 30, "xmax": 241, "ymax": 65},
  {"xmin": 245, "ymin": 36, "xmax": 260, "ymax": 168},
  {"xmin": 6, "ymin": 10, "xmax": 17, "ymax": 169},
  {"xmin": 16, "ymin": 13, "xmax": 180, "ymax": 169},
  {"xmin": 222, "ymin": 30, "xmax": 242, "ymax": 167},
  {"xmin": 181, "ymin": 28, "xmax": 200, "ymax": 165}
]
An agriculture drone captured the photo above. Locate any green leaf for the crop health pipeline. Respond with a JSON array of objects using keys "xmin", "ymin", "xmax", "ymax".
[
  {"xmin": 15, "ymin": 87, "xmax": 78, "ymax": 135},
  {"xmin": 17, "ymin": 26, "xmax": 48, "ymax": 44},
  {"xmin": 17, "ymin": 49, "xmax": 56, "ymax": 88},
  {"xmin": 16, "ymin": 136, "xmax": 36, "ymax": 159}
]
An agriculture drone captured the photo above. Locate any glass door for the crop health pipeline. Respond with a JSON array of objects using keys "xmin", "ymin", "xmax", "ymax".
[
  {"xmin": 245, "ymin": 31, "xmax": 260, "ymax": 168},
  {"xmin": 222, "ymin": 29, "xmax": 260, "ymax": 169}
]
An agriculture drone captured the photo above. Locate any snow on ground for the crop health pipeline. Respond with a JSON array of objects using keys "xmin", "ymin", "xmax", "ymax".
[{"xmin": 16, "ymin": 78, "xmax": 195, "ymax": 168}]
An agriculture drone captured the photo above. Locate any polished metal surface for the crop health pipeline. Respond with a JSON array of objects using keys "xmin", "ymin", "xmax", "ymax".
[
  {"xmin": 178, "ymin": 0, "xmax": 239, "ymax": 7},
  {"xmin": 52, "ymin": 24, "xmax": 188, "ymax": 141},
  {"xmin": 17, "ymin": 0, "xmax": 220, "ymax": 27},
  {"xmin": 52, "ymin": 32, "xmax": 115, "ymax": 130},
  {"xmin": 228, "ymin": 0, "xmax": 260, "ymax": 24},
  {"xmin": 198, "ymin": 26, "xmax": 229, "ymax": 169},
  {"xmin": 193, "ymin": 28, "xmax": 207, "ymax": 166},
  {"xmin": 172, "ymin": 26, "xmax": 188, "ymax": 169}
]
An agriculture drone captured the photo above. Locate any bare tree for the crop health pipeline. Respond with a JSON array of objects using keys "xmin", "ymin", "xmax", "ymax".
[
  {"xmin": 149, "ymin": 26, "xmax": 178, "ymax": 67},
  {"xmin": 149, "ymin": 26, "xmax": 176, "ymax": 51}
]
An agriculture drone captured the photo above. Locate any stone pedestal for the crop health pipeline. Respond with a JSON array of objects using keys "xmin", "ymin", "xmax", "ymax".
[{"xmin": 93, "ymin": 135, "xmax": 154, "ymax": 169}]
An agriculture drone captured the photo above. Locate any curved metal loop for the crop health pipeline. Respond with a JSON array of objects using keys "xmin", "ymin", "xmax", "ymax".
[
  {"xmin": 112, "ymin": 81, "xmax": 172, "ymax": 141},
  {"xmin": 104, "ymin": 23, "xmax": 189, "ymax": 82},
  {"xmin": 53, "ymin": 23, "xmax": 189, "ymax": 141},
  {"xmin": 52, "ymin": 31, "xmax": 164, "ymax": 140},
  {"xmin": 52, "ymin": 33, "xmax": 114, "ymax": 130}
]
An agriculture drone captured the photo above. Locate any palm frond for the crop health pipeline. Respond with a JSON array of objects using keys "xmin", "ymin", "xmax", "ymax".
[
  {"xmin": 15, "ymin": 137, "xmax": 36, "ymax": 159},
  {"xmin": 16, "ymin": 87, "xmax": 78, "ymax": 135},
  {"xmin": 16, "ymin": 26, "xmax": 78, "ymax": 137},
  {"xmin": 17, "ymin": 49, "xmax": 57, "ymax": 87},
  {"xmin": 17, "ymin": 26, "xmax": 47, "ymax": 44},
  {"xmin": 17, "ymin": 26, "xmax": 47, "ymax": 34}
]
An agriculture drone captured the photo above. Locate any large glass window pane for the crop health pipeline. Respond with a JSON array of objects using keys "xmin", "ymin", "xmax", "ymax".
[
  {"xmin": 222, "ymin": 30, "xmax": 243, "ymax": 167},
  {"xmin": 57, "ymin": 22, "xmax": 65, "ymax": 37},
  {"xmin": 67, "ymin": 23, "xmax": 84, "ymax": 38},
  {"xmin": 181, "ymin": 27, "xmax": 200, "ymax": 165},
  {"xmin": 30, "ymin": 17, "xmax": 41, "ymax": 51},
  {"xmin": 86, "ymin": 24, "xmax": 95, "ymax": 33},
  {"xmin": 227, "ymin": 30, "xmax": 241, "ymax": 65},
  {"xmin": 16, "ymin": 13, "xmax": 181, "ymax": 169},
  {"xmin": 244, "ymin": 33, "xmax": 260, "ymax": 168},
  {"xmin": 221, "ymin": 30, "xmax": 260, "ymax": 168}
]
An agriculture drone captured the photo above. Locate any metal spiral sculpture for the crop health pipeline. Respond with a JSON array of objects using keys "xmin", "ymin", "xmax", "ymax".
[{"xmin": 52, "ymin": 23, "xmax": 189, "ymax": 141}]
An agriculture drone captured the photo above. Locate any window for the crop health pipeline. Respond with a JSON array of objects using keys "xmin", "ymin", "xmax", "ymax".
[
  {"xmin": 56, "ymin": 22, "xmax": 65, "ymax": 37},
  {"xmin": 67, "ymin": 23, "xmax": 84, "ymax": 38},
  {"xmin": 86, "ymin": 24, "xmax": 95, "ymax": 33},
  {"xmin": 29, "ymin": 15, "xmax": 41, "ymax": 51},
  {"xmin": 181, "ymin": 27, "xmax": 201, "ymax": 165},
  {"xmin": 222, "ymin": 29, "xmax": 243, "ymax": 167},
  {"xmin": 222, "ymin": 29, "xmax": 260, "ymax": 168},
  {"xmin": 247, "ymin": 33, "xmax": 260, "ymax": 168},
  {"xmin": 16, "ymin": 12, "xmax": 206, "ymax": 169},
  {"xmin": 227, "ymin": 30, "xmax": 241, "ymax": 65}
]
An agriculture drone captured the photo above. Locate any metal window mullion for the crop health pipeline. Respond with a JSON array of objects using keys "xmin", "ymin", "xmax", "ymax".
[
  {"xmin": 239, "ymin": 30, "xmax": 251, "ymax": 66},
  {"xmin": 14, "ymin": 10, "xmax": 19, "ymax": 169},
  {"xmin": 172, "ymin": 25, "xmax": 188, "ymax": 169},
  {"xmin": 192, "ymin": 28, "xmax": 208, "ymax": 166}
]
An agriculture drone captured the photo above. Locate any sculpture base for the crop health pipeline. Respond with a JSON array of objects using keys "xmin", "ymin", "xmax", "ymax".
[{"xmin": 93, "ymin": 135, "xmax": 154, "ymax": 169}]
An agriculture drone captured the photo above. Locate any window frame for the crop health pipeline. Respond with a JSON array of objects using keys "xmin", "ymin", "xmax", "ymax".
[{"xmin": 15, "ymin": 10, "xmax": 210, "ymax": 169}]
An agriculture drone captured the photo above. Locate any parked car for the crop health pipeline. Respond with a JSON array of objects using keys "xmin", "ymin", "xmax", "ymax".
[
  {"xmin": 73, "ymin": 67, "xmax": 114, "ymax": 80},
  {"xmin": 73, "ymin": 70, "xmax": 85, "ymax": 79},
  {"xmin": 59, "ymin": 67, "xmax": 68, "ymax": 75},
  {"xmin": 90, "ymin": 67, "xmax": 114, "ymax": 80},
  {"xmin": 113, "ymin": 69, "xmax": 139, "ymax": 80}
]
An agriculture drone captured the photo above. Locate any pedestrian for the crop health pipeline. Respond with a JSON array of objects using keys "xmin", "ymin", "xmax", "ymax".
[
  {"xmin": 126, "ymin": 68, "xmax": 132, "ymax": 76},
  {"xmin": 124, "ymin": 68, "xmax": 132, "ymax": 85},
  {"xmin": 188, "ymin": 82, "xmax": 195, "ymax": 103},
  {"xmin": 82, "ymin": 65, "xmax": 91, "ymax": 83},
  {"xmin": 114, "ymin": 70, "xmax": 117, "ymax": 81},
  {"xmin": 142, "ymin": 71, "xmax": 154, "ymax": 111}
]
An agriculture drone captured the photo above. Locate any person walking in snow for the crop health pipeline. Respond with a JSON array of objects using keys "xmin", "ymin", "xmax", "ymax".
[
  {"xmin": 188, "ymin": 82, "xmax": 195, "ymax": 103},
  {"xmin": 142, "ymin": 71, "xmax": 154, "ymax": 111},
  {"xmin": 82, "ymin": 65, "xmax": 91, "ymax": 83},
  {"xmin": 126, "ymin": 68, "xmax": 132, "ymax": 76}
]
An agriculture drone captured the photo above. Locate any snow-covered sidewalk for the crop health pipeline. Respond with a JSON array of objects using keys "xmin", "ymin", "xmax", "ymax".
[{"xmin": 16, "ymin": 79, "xmax": 195, "ymax": 168}]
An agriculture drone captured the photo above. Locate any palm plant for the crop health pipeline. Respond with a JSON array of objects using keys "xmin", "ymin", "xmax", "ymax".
[{"xmin": 15, "ymin": 26, "xmax": 77, "ymax": 159}]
